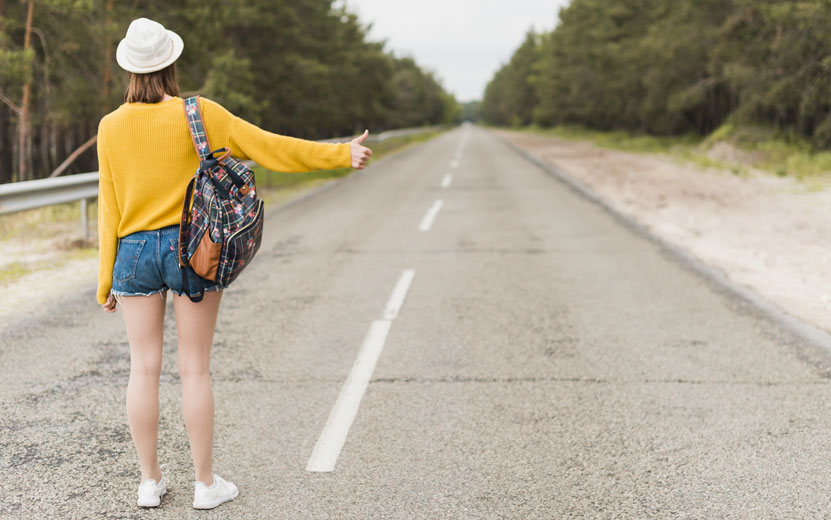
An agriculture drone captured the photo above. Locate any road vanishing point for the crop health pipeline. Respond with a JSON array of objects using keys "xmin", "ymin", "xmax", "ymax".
[{"xmin": 3, "ymin": 126, "xmax": 831, "ymax": 519}]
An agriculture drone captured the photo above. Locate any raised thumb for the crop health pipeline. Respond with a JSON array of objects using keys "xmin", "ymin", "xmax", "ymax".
[{"xmin": 354, "ymin": 129, "xmax": 369, "ymax": 143}]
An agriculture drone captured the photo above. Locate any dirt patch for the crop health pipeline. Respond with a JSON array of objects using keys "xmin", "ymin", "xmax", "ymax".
[
  {"xmin": 498, "ymin": 130, "xmax": 831, "ymax": 334},
  {"xmin": 706, "ymin": 141, "xmax": 766, "ymax": 167}
]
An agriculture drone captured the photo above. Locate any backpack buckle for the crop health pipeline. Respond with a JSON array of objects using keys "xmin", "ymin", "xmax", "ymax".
[
  {"xmin": 199, "ymin": 148, "xmax": 231, "ymax": 172},
  {"xmin": 199, "ymin": 158, "xmax": 218, "ymax": 171}
]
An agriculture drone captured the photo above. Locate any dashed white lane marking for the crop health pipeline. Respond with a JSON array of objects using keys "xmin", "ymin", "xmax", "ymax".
[
  {"xmin": 305, "ymin": 320, "xmax": 391, "ymax": 473},
  {"xmin": 451, "ymin": 160, "xmax": 459, "ymax": 168},
  {"xmin": 418, "ymin": 199, "xmax": 444, "ymax": 232},
  {"xmin": 441, "ymin": 174, "xmax": 452, "ymax": 188},
  {"xmin": 306, "ymin": 269, "xmax": 416, "ymax": 473},
  {"xmin": 383, "ymin": 269, "xmax": 415, "ymax": 320}
]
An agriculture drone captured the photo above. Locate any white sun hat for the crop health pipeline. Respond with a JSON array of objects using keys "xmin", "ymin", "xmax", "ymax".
[{"xmin": 116, "ymin": 18, "xmax": 184, "ymax": 74}]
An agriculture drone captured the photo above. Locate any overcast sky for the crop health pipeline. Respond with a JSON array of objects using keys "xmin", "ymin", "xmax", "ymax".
[{"xmin": 343, "ymin": 1, "xmax": 570, "ymax": 102}]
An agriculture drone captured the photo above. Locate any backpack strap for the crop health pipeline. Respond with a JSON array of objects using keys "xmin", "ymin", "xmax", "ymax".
[
  {"xmin": 178, "ymin": 174, "xmax": 198, "ymax": 268},
  {"xmin": 176, "ymin": 171, "xmax": 205, "ymax": 302},
  {"xmin": 178, "ymin": 96, "xmax": 209, "ymax": 303},
  {"xmin": 183, "ymin": 96, "xmax": 240, "ymax": 189},
  {"xmin": 179, "ymin": 97, "xmax": 203, "ymax": 271},
  {"xmin": 183, "ymin": 96, "xmax": 212, "ymax": 161}
]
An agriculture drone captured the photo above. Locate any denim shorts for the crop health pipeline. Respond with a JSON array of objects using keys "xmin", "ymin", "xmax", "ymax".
[{"xmin": 111, "ymin": 224, "xmax": 223, "ymax": 301}]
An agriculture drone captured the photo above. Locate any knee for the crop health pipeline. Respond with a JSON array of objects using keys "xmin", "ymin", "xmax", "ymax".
[
  {"xmin": 130, "ymin": 357, "xmax": 162, "ymax": 378},
  {"xmin": 177, "ymin": 361, "xmax": 210, "ymax": 381}
]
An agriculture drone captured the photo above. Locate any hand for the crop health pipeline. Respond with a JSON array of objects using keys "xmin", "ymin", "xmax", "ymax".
[
  {"xmin": 350, "ymin": 130, "xmax": 373, "ymax": 169},
  {"xmin": 102, "ymin": 293, "xmax": 118, "ymax": 313}
]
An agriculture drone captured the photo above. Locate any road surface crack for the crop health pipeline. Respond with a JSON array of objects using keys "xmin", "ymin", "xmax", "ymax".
[{"xmin": 369, "ymin": 375, "xmax": 830, "ymax": 386}]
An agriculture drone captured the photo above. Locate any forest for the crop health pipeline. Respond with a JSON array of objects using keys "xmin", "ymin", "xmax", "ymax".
[
  {"xmin": 0, "ymin": 0, "xmax": 460, "ymax": 184},
  {"xmin": 482, "ymin": 0, "xmax": 831, "ymax": 148}
]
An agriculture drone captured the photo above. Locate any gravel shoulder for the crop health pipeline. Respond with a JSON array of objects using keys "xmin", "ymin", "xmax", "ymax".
[{"xmin": 497, "ymin": 129, "xmax": 831, "ymax": 335}]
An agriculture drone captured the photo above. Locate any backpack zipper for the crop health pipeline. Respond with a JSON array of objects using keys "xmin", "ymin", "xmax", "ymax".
[{"xmin": 226, "ymin": 200, "xmax": 264, "ymax": 243}]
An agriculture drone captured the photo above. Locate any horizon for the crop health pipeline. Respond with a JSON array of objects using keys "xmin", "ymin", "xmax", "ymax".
[{"xmin": 344, "ymin": 0, "xmax": 570, "ymax": 103}]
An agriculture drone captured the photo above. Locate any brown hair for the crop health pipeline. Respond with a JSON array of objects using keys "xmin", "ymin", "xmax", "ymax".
[{"xmin": 124, "ymin": 63, "xmax": 180, "ymax": 103}]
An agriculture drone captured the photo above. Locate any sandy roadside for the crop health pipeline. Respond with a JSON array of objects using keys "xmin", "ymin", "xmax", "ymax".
[{"xmin": 496, "ymin": 129, "xmax": 831, "ymax": 334}]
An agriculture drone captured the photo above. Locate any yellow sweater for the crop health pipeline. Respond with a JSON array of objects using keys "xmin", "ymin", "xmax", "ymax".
[{"xmin": 96, "ymin": 96, "xmax": 351, "ymax": 304}]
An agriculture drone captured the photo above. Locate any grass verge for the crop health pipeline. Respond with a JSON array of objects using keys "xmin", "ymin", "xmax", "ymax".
[{"xmin": 514, "ymin": 123, "xmax": 831, "ymax": 182}]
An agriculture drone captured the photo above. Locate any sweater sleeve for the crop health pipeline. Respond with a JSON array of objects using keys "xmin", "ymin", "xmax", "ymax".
[
  {"xmin": 96, "ymin": 119, "xmax": 120, "ymax": 305},
  {"xmin": 199, "ymin": 97, "xmax": 352, "ymax": 172}
]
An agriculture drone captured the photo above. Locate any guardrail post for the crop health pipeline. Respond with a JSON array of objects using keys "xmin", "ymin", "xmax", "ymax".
[{"xmin": 80, "ymin": 198, "xmax": 89, "ymax": 241}]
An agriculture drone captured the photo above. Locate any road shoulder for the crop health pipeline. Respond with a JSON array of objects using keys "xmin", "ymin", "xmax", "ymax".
[{"xmin": 494, "ymin": 128, "xmax": 831, "ymax": 345}]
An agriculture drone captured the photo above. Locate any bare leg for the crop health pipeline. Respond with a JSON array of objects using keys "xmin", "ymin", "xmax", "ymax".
[
  {"xmin": 120, "ymin": 292, "xmax": 167, "ymax": 482},
  {"xmin": 173, "ymin": 290, "xmax": 222, "ymax": 485}
]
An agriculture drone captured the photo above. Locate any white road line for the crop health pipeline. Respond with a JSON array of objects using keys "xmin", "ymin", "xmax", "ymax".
[
  {"xmin": 383, "ymin": 269, "xmax": 415, "ymax": 320},
  {"xmin": 418, "ymin": 199, "xmax": 444, "ymax": 231},
  {"xmin": 451, "ymin": 160, "xmax": 459, "ymax": 168},
  {"xmin": 441, "ymin": 174, "xmax": 452, "ymax": 188},
  {"xmin": 306, "ymin": 269, "xmax": 415, "ymax": 473},
  {"xmin": 305, "ymin": 320, "xmax": 392, "ymax": 473}
]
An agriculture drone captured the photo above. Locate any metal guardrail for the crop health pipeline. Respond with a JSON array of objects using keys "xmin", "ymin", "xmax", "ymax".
[
  {"xmin": 0, "ymin": 126, "xmax": 442, "ymax": 238},
  {"xmin": 0, "ymin": 171, "xmax": 99, "ymax": 215}
]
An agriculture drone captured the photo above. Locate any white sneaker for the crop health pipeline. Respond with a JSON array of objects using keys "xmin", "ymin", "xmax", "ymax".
[
  {"xmin": 137, "ymin": 475, "xmax": 167, "ymax": 507},
  {"xmin": 192, "ymin": 473, "xmax": 239, "ymax": 509}
]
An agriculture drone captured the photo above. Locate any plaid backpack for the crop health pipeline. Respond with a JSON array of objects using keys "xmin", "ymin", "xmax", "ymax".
[{"xmin": 177, "ymin": 96, "xmax": 264, "ymax": 302}]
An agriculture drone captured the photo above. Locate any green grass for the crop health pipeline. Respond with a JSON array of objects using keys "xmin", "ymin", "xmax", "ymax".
[
  {"xmin": 516, "ymin": 122, "xmax": 831, "ymax": 181},
  {"xmin": 0, "ymin": 261, "xmax": 34, "ymax": 285},
  {"xmin": 708, "ymin": 124, "xmax": 831, "ymax": 179},
  {"xmin": 517, "ymin": 124, "xmax": 744, "ymax": 174},
  {"xmin": 0, "ymin": 199, "xmax": 98, "ymax": 241},
  {"xmin": 0, "ymin": 245, "xmax": 97, "ymax": 286},
  {"xmin": 518, "ymin": 124, "xmax": 702, "ymax": 154}
]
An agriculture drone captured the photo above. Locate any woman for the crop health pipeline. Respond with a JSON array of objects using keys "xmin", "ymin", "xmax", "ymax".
[{"xmin": 97, "ymin": 18, "xmax": 372, "ymax": 509}]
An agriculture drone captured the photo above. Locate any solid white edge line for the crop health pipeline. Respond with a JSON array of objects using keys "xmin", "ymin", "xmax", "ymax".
[
  {"xmin": 383, "ymin": 269, "xmax": 415, "ymax": 320},
  {"xmin": 418, "ymin": 199, "xmax": 444, "ymax": 232},
  {"xmin": 441, "ymin": 174, "xmax": 452, "ymax": 188},
  {"xmin": 306, "ymin": 319, "xmax": 392, "ymax": 472}
]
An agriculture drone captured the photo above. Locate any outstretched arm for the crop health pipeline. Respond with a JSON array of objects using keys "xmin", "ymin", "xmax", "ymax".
[
  {"xmin": 228, "ymin": 116, "xmax": 352, "ymax": 172},
  {"xmin": 200, "ymin": 97, "xmax": 372, "ymax": 172}
]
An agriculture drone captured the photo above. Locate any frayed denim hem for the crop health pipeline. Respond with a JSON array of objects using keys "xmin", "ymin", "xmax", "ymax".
[
  {"xmin": 111, "ymin": 286, "xmax": 223, "ymax": 304},
  {"xmin": 111, "ymin": 289, "xmax": 166, "ymax": 304},
  {"xmin": 167, "ymin": 285, "xmax": 224, "ymax": 298}
]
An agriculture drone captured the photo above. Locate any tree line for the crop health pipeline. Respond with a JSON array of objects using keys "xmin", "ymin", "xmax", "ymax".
[
  {"xmin": 482, "ymin": 0, "xmax": 831, "ymax": 147},
  {"xmin": 0, "ymin": 0, "xmax": 460, "ymax": 184}
]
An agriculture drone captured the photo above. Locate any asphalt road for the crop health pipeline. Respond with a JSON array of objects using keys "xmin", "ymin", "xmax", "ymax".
[{"xmin": 3, "ymin": 125, "xmax": 831, "ymax": 519}]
